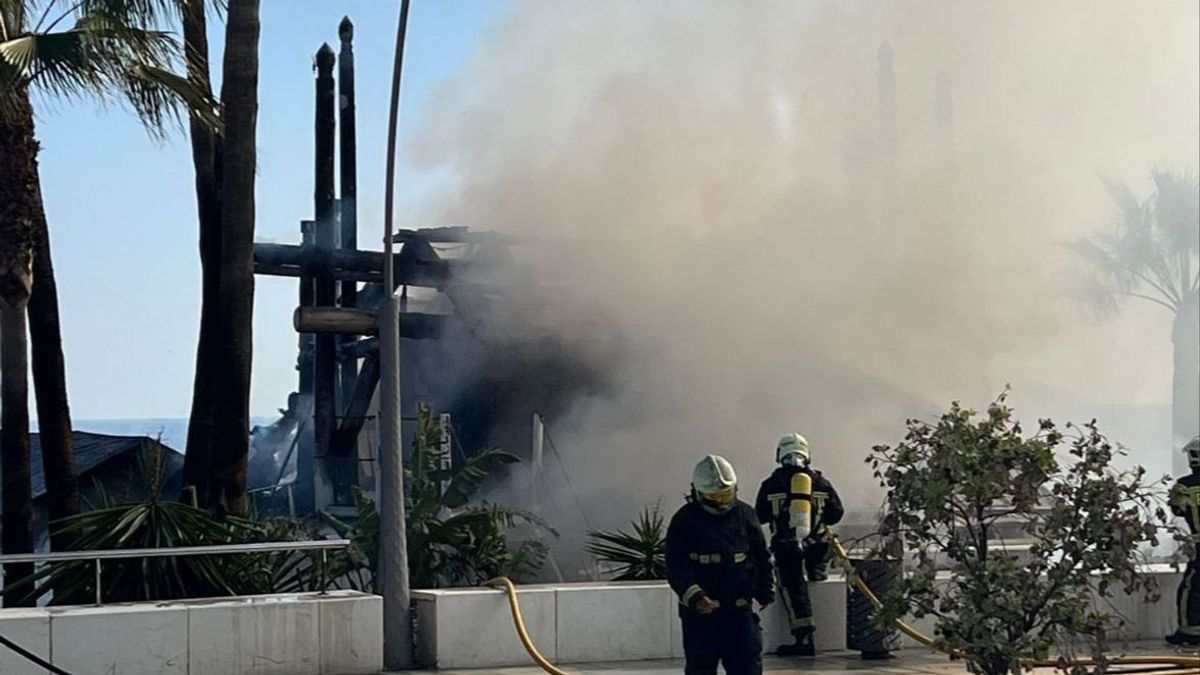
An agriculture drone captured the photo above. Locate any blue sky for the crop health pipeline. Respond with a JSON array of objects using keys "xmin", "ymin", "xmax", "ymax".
[{"xmin": 34, "ymin": 0, "xmax": 508, "ymax": 420}]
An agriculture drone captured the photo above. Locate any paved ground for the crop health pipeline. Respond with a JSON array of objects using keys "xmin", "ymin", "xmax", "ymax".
[{"xmin": 389, "ymin": 642, "xmax": 1197, "ymax": 674}]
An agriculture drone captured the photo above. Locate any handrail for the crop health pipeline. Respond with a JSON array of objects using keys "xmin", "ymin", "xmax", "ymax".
[
  {"xmin": 0, "ymin": 539, "xmax": 350, "ymax": 606},
  {"xmin": 0, "ymin": 539, "xmax": 349, "ymax": 564}
]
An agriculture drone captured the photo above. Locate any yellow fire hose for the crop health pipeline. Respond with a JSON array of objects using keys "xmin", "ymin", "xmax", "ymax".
[
  {"xmin": 485, "ymin": 577, "xmax": 573, "ymax": 675},
  {"xmin": 486, "ymin": 539, "xmax": 1197, "ymax": 673}
]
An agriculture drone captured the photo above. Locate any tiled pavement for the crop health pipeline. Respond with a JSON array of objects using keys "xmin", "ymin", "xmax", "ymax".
[{"xmin": 389, "ymin": 642, "xmax": 1197, "ymax": 674}]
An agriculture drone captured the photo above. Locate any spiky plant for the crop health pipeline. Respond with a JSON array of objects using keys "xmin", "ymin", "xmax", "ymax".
[
  {"xmin": 586, "ymin": 504, "xmax": 667, "ymax": 581},
  {"xmin": 14, "ymin": 440, "xmax": 268, "ymax": 604}
]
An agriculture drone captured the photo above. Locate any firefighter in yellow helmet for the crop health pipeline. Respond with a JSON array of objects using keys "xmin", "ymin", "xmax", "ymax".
[
  {"xmin": 1166, "ymin": 435, "xmax": 1200, "ymax": 647},
  {"xmin": 666, "ymin": 455, "xmax": 774, "ymax": 675},
  {"xmin": 755, "ymin": 433, "xmax": 844, "ymax": 657}
]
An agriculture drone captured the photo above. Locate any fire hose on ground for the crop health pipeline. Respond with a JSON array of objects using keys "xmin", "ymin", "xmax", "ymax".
[{"xmin": 484, "ymin": 536, "xmax": 1199, "ymax": 673}]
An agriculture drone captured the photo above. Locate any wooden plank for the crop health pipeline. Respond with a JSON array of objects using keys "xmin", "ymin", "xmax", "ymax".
[{"xmin": 293, "ymin": 307, "xmax": 448, "ymax": 339}]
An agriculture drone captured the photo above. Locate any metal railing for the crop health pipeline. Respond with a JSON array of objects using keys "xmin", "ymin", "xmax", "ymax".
[{"xmin": 0, "ymin": 539, "xmax": 350, "ymax": 606}]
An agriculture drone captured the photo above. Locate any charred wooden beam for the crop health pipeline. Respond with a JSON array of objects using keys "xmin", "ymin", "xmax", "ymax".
[
  {"xmin": 337, "ymin": 17, "xmax": 359, "ymax": 408},
  {"xmin": 333, "ymin": 348, "xmax": 380, "ymax": 455},
  {"xmin": 293, "ymin": 306, "xmax": 448, "ymax": 339},
  {"xmin": 296, "ymin": 220, "xmax": 316, "ymax": 513},
  {"xmin": 339, "ymin": 336, "xmax": 378, "ymax": 359},
  {"xmin": 253, "ymin": 243, "xmax": 454, "ymax": 287},
  {"xmin": 314, "ymin": 43, "xmax": 338, "ymax": 485}
]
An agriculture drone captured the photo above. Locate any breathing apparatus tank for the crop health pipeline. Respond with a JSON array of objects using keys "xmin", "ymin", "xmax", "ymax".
[{"xmin": 789, "ymin": 471, "xmax": 814, "ymax": 541}]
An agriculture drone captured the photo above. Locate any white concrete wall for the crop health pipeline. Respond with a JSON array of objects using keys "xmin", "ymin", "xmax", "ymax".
[
  {"xmin": 0, "ymin": 608, "xmax": 50, "ymax": 675},
  {"xmin": 413, "ymin": 568, "xmax": 1188, "ymax": 670},
  {"xmin": 0, "ymin": 590, "xmax": 380, "ymax": 675}
]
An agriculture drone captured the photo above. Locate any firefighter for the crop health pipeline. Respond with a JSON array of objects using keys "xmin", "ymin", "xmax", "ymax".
[
  {"xmin": 1166, "ymin": 435, "xmax": 1200, "ymax": 647},
  {"xmin": 666, "ymin": 455, "xmax": 775, "ymax": 675},
  {"xmin": 755, "ymin": 432, "xmax": 844, "ymax": 657}
]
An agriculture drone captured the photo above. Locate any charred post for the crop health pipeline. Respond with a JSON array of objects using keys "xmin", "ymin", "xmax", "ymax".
[
  {"xmin": 314, "ymin": 43, "xmax": 339, "ymax": 503},
  {"xmin": 338, "ymin": 17, "xmax": 360, "ymax": 410},
  {"xmin": 296, "ymin": 219, "xmax": 316, "ymax": 513},
  {"xmin": 878, "ymin": 40, "xmax": 897, "ymax": 198}
]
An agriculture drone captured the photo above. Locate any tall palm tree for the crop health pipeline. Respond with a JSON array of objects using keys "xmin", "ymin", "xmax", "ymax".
[
  {"xmin": 208, "ymin": 0, "xmax": 258, "ymax": 516},
  {"xmin": 1, "ymin": 0, "xmax": 212, "ymax": 559},
  {"xmin": 177, "ymin": 0, "xmax": 258, "ymax": 516},
  {"xmin": 179, "ymin": 0, "xmax": 221, "ymax": 509},
  {"xmin": 1071, "ymin": 170, "xmax": 1200, "ymax": 475}
]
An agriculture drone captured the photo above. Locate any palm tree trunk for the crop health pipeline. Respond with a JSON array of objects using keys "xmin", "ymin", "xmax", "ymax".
[
  {"xmin": 0, "ymin": 91, "xmax": 36, "ymax": 310},
  {"xmin": 208, "ymin": 0, "xmax": 261, "ymax": 516},
  {"xmin": 1173, "ymin": 292, "xmax": 1200, "ymax": 475},
  {"xmin": 1, "ymin": 306, "xmax": 35, "ymax": 606},
  {"xmin": 180, "ymin": 0, "xmax": 224, "ymax": 507},
  {"xmin": 28, "ymin": 218, "xmax": 82, "ymax": 550},
  {"xmin": 1, "ymin": 91, "xmax": 42, "ymax": 605}
]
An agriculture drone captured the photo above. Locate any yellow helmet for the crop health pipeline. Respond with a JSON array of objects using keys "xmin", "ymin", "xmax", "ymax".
[
  {"xmin": 777, "ymin": 432, "xmax": 810, "ymax": 466},
  {"xmin": 1186, "ymin": 436, "xmax": 1200, "ymax": 469},
  {"xmin": 693, "ymin": 455, "xmax": 738, "ymax": 514}
]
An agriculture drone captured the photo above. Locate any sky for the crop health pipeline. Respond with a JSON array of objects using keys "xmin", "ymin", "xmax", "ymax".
[{"xmin": 34, "ymin": 0, "xmax": 509, "ymax": 420}]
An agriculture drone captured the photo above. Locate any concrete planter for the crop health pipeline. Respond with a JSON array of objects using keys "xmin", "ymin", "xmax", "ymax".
[{"xmin": 0, "ymin": 590, "xmax": 381, "ymax": 675}]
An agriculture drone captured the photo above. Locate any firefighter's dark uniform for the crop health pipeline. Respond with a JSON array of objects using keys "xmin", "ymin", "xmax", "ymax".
[
  {"xmin": 666, "ymin": 498, "xmax": 774, "ymax": 675},
  {"xmin": 755, "ymin": 466, "xmax": 844, "ymax": 647},
  {"xmin": 1169, "ymin": 471, "xmax": 1200, "ymax": 644}
]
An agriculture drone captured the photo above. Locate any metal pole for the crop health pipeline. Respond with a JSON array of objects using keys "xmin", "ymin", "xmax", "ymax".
[
  {"xmin": 94, "ymin": 558, "xmax": 101, "ymax": 606},
  {"xmin": 380, "ymin": 0, "xmax": 413, "ymax": 669}
]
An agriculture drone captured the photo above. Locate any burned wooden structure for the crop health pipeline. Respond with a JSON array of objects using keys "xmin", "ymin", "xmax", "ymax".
[{"xmin": 251, "ymin": 19, "xmax": 536, "ymax": 514}]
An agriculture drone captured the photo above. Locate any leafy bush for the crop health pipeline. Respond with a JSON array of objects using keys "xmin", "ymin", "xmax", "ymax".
[
  {"xmin": 586, "ymin": 504, "xmax": 666, "ymax": 580},
  {"xmin": 866, "ymin": 393, "xmax": 1174, "ymax": 675}
]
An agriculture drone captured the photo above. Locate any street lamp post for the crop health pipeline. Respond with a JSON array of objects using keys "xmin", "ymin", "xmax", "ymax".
[{"xmin": 379, "ymin": 0, "xmax": 413, "ymax": 669}]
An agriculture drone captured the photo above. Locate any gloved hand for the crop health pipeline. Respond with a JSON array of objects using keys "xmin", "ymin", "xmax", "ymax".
[{"xmin": 692, "ymin": 593, "xmax": 717, "ymax": 615}]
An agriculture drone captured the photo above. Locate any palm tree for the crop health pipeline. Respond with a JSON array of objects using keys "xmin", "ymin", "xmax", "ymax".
[
  {"xmin": 1, "ymin": 305, "xmax": 34, "ymax": 605},
  {"xmin": 2, "ymin": 0, "xmax": 212, "ymax": 559},
  {"xmin": 177, "ymin": 0, "xmax": 259, "ymax": 516},
  {"xmin": 1070, "ymin": 170, "xmax": 1200, "ymax": 475}
]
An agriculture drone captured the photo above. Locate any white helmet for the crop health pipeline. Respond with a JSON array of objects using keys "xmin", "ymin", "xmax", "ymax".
[
  {"xmin": 776, "ymin": 433, "xmax": 810, "ymax": 466},
  {"xmin": 1186, "ymin": 436, "xmax": 1200, "ymax": 470},
  {"xmin": 692, "ymin": 455, "xmax": 738, "ymax": 514}
]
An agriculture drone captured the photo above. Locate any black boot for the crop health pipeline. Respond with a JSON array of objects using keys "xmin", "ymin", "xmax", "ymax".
[
  {"xmin": 777, "ymin": 629, "xmax": 815, "ymax": 657},
  {"xmin": 1165, "ymin": 631, "xmax": 1200, "ymax": 647}
]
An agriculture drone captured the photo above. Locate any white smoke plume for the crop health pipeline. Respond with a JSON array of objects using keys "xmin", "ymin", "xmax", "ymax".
[{"xmin": 407, "ymin": 0, "xmax": 1199, "ymax": 527}]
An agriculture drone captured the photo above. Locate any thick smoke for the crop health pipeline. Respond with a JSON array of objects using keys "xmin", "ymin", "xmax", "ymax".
[{"xmin": 406, "ymin": 0, "xmax": 1199, "ymax": 532}]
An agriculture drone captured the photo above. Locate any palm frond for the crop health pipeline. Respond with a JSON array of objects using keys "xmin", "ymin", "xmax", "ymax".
[
  {"xmin": 0, "ymin": 3, "xmax": 219, "ymax": 136},
  {"xmin": 1070, "ymin": 171, "xmax": 1200, "ymax": 316},
  {"xmin": 441, "ymin": 447, "xmax": 519, "ymax": 509}
]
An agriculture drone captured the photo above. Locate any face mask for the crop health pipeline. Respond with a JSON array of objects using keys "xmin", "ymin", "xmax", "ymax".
[{"xmin": 697, "ymin": 487, "xmax": 736, "ymax": 513}]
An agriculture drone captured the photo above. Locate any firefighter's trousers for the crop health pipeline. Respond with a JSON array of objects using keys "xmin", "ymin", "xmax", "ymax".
[
  {"xmin": 680, "ymin": 608, "xmax": 763, "ymax": 675},
  {"xmin": 1178, "ymin": 555, "xmax": 1200, "ymax": 637},
  {"xmin": 774, "ymin": 547, "xmax": 814, "ymax": 641}
]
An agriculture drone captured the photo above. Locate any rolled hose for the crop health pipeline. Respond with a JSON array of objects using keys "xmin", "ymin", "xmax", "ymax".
[
  {"xmin": 485, "ymin": 542, "xmax": 1198, "ymax": 673},
  {"xmin": 828, "ymin": 536, "xmax": 1200, "ymax": 671}
]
